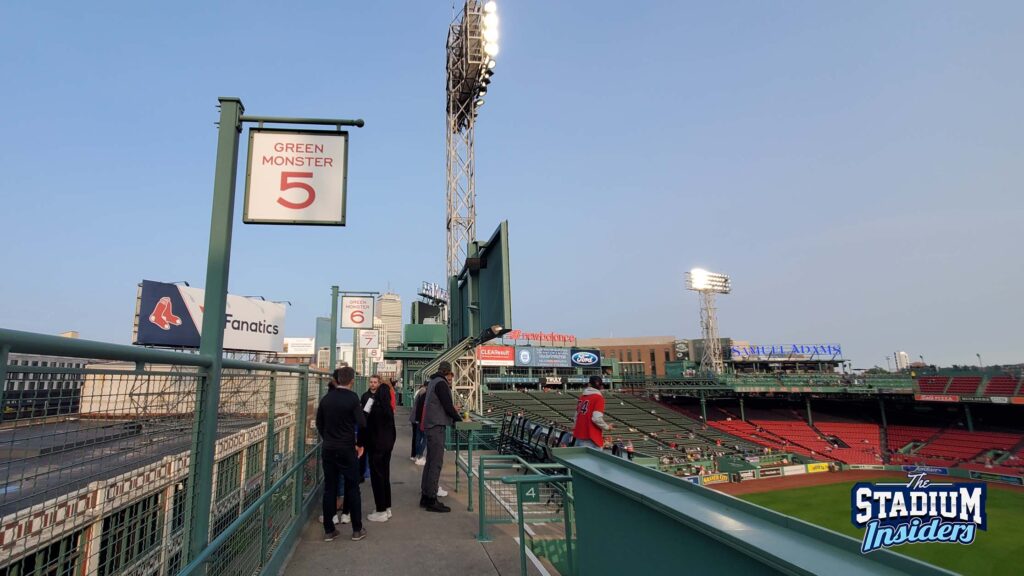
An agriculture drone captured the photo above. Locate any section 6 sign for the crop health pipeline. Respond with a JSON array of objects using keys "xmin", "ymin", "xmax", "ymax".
[
  {"xmin": 341, "ymin": 296, "xmax": 374, "ymax": 329},
  {"xmin": 244, "ymin": 129, "xmax": 348, "ymax": 225}
]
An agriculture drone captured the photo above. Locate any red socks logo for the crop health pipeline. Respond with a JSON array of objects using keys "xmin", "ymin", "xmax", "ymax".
[{"xmin": 149, "ymin": 297, "xmax": 183, "ymax": 330}]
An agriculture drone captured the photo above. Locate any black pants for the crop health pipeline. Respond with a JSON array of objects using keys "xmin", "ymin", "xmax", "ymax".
[
  {"xmin": 421, "ymin": 426, "xmax": 446, "ymax": 498},
  {"xmin": 369, "ymin": 444, "xmax": 393, "ymax": 512},
  {"xmin": 322, "ymin": 447, "xmax": 362, "ymax": 533}
]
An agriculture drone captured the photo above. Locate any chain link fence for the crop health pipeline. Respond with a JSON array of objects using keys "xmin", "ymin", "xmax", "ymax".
[{"xmin": 0, "ymin": 331, "xmax": 327, "ymax": 576}]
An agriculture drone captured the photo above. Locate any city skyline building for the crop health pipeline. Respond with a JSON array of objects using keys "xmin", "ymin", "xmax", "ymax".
[
  {"xmin": 895, "ymin": 350, "xmax": 911, "ymax": 371},
  {"xmin": 376, "ymin": 292, "xmax": 403, "ymax": 351}
]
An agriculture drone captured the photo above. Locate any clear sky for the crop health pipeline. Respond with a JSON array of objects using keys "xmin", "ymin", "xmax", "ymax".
[{"xmin": 1, "ymin": 1, "xmax": 1021, "ymax": 369}]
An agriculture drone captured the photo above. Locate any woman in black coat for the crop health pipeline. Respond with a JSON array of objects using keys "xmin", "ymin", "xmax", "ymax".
[{"xmin": 364, "ymin": 375, "xmax": 396, "ymax": 521}]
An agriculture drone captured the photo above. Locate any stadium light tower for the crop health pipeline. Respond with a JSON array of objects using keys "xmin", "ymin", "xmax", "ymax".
[
  {"xmin": 446, "ymin": 0, "xmax": 500, "ymax": 280},
  {"xmin": 686, "ymin": 268, "xmax": 731, "ymax": 375}
]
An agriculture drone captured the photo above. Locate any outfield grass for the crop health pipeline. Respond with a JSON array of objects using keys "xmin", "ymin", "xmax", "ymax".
[{"xmin": 740, "ymin": 478, "xmax": 1024, "ymax": 576}]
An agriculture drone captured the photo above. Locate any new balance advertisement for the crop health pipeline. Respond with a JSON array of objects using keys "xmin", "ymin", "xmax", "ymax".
[{"xmin": 135, "ymin": 280, "xmax": 286, "ymax": 352}]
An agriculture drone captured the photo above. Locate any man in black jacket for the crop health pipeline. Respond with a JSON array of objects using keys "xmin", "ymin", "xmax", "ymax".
[
  {"xmin": 315, "ymin": 367, "xmax": 367, "ymax": 541},
  {"xmin": 419, "ymin": 361, "xmax": 462, "ymax": 512}
]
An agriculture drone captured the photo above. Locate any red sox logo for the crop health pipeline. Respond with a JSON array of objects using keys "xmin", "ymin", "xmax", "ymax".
[{"xmin": 148, "ymin": 297, "xmax": 183, "ymax": 331}]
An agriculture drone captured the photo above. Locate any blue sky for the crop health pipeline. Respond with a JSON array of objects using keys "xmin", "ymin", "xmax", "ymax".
[{"xmin": 1, "ymin": 1, "xmax": 1021, "ymax": 368}]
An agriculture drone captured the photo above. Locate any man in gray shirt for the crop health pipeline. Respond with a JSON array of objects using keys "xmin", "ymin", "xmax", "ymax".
[{"xmin": 419, "ymin": 361, "xmax": 462, "ymax": 512}]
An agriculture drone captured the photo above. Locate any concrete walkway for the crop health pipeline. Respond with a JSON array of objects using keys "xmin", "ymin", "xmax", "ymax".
[{"xmin": 282, "ymin": 408, "xmax": 543, "ymax": 576}]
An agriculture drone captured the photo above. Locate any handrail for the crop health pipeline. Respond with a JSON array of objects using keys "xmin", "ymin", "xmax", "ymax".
[
  {"xmin": 177, "ymin": 442, "xmax": 322, "ymax": 576},
  {"xmin": 500, "ymin": 474, "xmax": 571, "ymax": 484},
  {"xmin": 0, "ymin": 327, "xmax": 327, "ymax": 375},
  {"xmin": 0, "ymin": 328, "xmax": 213, "ymax": 367},
  {"xmin": 499, "ymin": 472, "xmax": 575, "ymax": 576}
]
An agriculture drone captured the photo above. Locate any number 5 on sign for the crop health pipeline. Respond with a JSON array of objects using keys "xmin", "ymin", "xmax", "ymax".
[
  {"xmin": 277, "ymin": 172, "xmax": 315, "ymax": 209},
  {"xmin": 244, "ymin": 128, "xmax": 349, "ymax": 225}
]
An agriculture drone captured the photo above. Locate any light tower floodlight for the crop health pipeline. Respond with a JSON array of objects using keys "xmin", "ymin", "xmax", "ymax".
[
  {"xmin": 686, "ymin": 268, "xmax": 731, "ymax": 293},
  {"xmin": 686, "ymin": 268, "xmax": 731, "ymax": 375},
  {"xmin": 446, "ymin": 0, "xmax": 500, "ymax": 281}
]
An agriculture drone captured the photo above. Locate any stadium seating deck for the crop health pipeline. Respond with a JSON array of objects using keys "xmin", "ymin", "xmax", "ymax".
[
  {"xmin": 483, "ymin": 391, "xmax": 762, "ymax": 470},
  {"xmin": 916, "ymin": 375, "xmax": 950, "ymax": 394},
  {"xmin": 983, "ymin": 375, "xmax": 1021, "ymax": 396},
  {"xmin": 887, "ymin": 425, "xmax": 942, "ymax": 452},
  {"xmin": 916, "ymin": 429, "xmax": 1022, "ymax": 460},
  {"xmin": 814, "ymin": 422, "xmax": 883, "ymax": 465},
  {"xmin": 946, "ymin": 376, "xmax": 982, "ymax": 395}
]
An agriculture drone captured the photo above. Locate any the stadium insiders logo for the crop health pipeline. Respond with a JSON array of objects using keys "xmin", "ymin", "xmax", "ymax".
[
  {"xmin": 851, "ymin": 472, "xmax": 986, "ymax": 553},
  {"xmin": 148, "ymin": 297, "xmax": 183, "ymax": 331}
]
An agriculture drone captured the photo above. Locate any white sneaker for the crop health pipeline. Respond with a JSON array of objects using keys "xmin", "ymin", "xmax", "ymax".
[
  {"xmin": 409, "ymin": 456, "xmax": 417, "ymax": 461},
  {"xmin": 437, "ymin": 486, "xmax": 448, "ymax": 497},
  {"xmin": 386, "ymin": 508, "xmax": 392, "ymax": 519},
  {"xmin": 340, "ymin": 514, "xmax": 351, "ymax": 524},
  {"xmin": 415, "ymin": 457, "xmax": 426, "ymax": 466},
  {"xmin": 319, "ymin": 514, "xmax": 340, "ymax": 524},
  {"xmin": 368, "ymin": 511, "xmax": 389, "ymax": 522}
]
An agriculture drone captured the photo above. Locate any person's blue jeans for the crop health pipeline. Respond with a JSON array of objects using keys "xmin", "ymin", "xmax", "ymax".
[{"xmin": 412, "ymin": 425, "xmax": 427, "ymax": 458}]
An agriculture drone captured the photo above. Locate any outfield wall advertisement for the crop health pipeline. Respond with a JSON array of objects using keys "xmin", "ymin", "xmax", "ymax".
[
  {"xmin": 514, "ymin": 347, "xmax": 572, "ymax": 367},
  {"xmin": 135, "ymin": 280, "xmax": 286, "ymax": 352},
  {"xmin": 783, "ymin": 465, "xmax": 807, "ymax": 476}
]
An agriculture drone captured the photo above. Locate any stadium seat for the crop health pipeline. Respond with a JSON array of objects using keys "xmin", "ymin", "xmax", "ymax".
[
  {"xmin": 983, "ymin": 375, "xmax": 1021, "ymax": 396},
  {"xmin": 916, "ymin": 376, "xmax": 950, "ymax": 394},
  {"xmin": 946, "ymin": 376, "xmax": 982, "ymax": 395}
]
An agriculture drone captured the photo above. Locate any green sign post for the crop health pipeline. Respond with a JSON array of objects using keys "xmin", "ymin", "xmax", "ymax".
[{"xmin": 184, "ymin": 97, "xmax": 364, "ymax": 563}]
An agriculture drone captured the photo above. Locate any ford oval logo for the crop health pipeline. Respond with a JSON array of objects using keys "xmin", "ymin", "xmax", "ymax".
[{"xmin": 572, "ymin": 352, "xmax": 598, "ymax": 365}]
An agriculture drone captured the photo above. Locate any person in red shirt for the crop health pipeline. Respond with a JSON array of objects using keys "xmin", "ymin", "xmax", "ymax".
[{"xmin": 572, "ymin": 376, "xmax": 612, "ymax": 449}]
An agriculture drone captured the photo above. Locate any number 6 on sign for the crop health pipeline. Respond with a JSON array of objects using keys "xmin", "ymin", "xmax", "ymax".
[{"xmin": 340, "ymin": 296, "xmax": 374, "ymax": 329}]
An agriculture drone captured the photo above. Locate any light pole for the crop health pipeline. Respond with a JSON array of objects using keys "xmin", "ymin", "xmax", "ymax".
[
  {"xmin": 446, "ymin": 0, "xmax": 500, "ymax": 281},
  {"xmin": 976, "ymin": 353, "xmax": 982, "ymax": 369},
  {"xmin": 885, "ymin": 357, "xmax": 892, "ymax": 372},
  {"xmin": 919, "ymin": 354, "xmax": 926, "ymax": 367},
  {"xmin": 686, "ymin": 268, "xmax": 731, "ymax": 375}
]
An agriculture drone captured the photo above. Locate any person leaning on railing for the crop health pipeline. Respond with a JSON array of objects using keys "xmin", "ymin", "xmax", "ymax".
[
  {"xmin": 572, "ymin": 376, "xmax": 612, "ymax": 450},
  {"xmin": 419, "ymin": 361, "xmax": 463, "ymax": 513}
]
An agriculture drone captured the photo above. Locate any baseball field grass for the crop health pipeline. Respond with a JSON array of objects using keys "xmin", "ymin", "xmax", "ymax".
[{"xmin": 740, "ymin": 477, "xmax": 1024, "ymax": 576}]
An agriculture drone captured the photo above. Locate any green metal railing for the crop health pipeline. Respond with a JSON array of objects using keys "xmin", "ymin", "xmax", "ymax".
[
  {"xmin": 500, "ymin": 474, "xmax": 575, "ymax": 576},
  {"xmin": 0, "ymin": 328, "xmax": 327, "ymax": 576},
  {"xmin": 452, "ymin": 423, "xmax": 500, "ymax": 511},
  {"xmin": 475, "ymin": 454, "xmax": 575, "ymax": 574}
]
